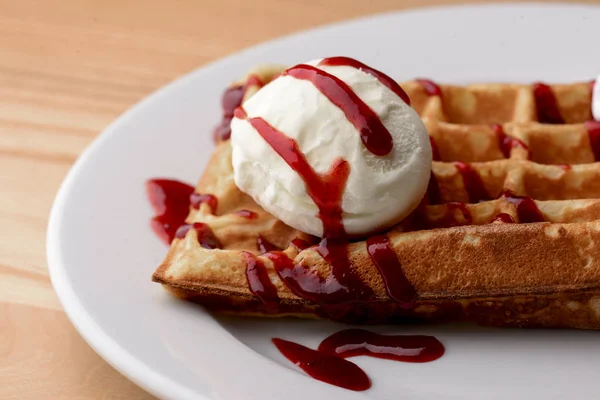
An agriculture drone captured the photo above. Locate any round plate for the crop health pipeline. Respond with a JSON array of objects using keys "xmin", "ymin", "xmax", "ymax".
[{"xmin": 48, "ymin": 4, "xmax": 600, "ymax": 400}]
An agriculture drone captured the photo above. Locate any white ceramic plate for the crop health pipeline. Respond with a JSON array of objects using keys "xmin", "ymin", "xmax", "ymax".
[{"xmin": 48, "ymin": 4, "xmax": 600, "ymax": 400}]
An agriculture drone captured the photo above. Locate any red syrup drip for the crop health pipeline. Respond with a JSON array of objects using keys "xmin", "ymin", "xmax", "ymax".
[
  {"xmin": 492, "ymin": 124, "xmax": 529, "ymax": 159},
  {"xmin": 213, "ymin": 75, "xmax": 264, "ymax": 142},
  {"xmin": 243, "ymin": 252, "xmax": 279, "ymax": 307},
  {"xmin": 235, "ymin": 108, "xmax": 349, "ymax": 239},
  {"xmin": 416, "ymin": 78, "xmax": 442, "ymax": 96},
  {"xmin": 213, "ymin": 85, "xmax": 244, "ymax": 142},
  {"xmin": 430, "ymin": 136, "xmax": 441, "ymax": 161},
  {"xmin": 454, "ymin": 161, "xmax": 490, "ymax": 203},
  {"xmin": 266, "ymin": 248, "xmax": 374, "ymax": 309},
  {"xmin": 500, "ymin": 191, "xmax": 545, "ymax": 223},
  {"xmin": 532, "ymin": 82, "xmax": 564, "ymax": 124},
  {"xmin": 585, "ymin": 120, "xmax": 600, "ymax": 161},
  {"xmin": 256, "ymin": 235, "xmax": 280, "ymax": 254},
  {"xmin": 273, "ymin": 329, "xmax": 444, "ymax": 392},
  {"xmin": 272, "ymin": 338, "xmax": 370, "ymax": 392},
  {"xmin": 290, "ymin": 237, "xmax": 311, "ymax": 251},
  {"xmin": 318, "ymin": 329, "xmax": 445, "ymax": 363},
  {"xmin": 190, "ymin": 192, "xmax": 218, "ymax": 213},
  {"xmin": 175, "ymin": 222, "xmax": 221, "ymax": 249},
  {"xmin": 282, "ymin": 63, "xmax": 393, "ymax": 156},
  {"xmin": 366, "ymin": 235, "xmax": 417, "ymax": 308},
  {"xmin": 146, "ymin": 179, "xmax": 195, "ymax": 244},
  {"xmin": 234, "ymin": 209, "xmax": 258, "ymax": 219},
  {"xmin": 318, "ymin": 56, "xmax": 411, "ymax": 106},
  {"xmin": 235, "ymin": 107, "xmax": 375, "ymax": 308},
  {"xmin": 491, "ymin": 212, "xmax": 515, "ymax": 223}
]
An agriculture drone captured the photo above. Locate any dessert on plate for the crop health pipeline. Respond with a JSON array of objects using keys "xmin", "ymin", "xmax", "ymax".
[{"xmin": 150, "ymin": 57, "xmax": 600, "ymax": 329}]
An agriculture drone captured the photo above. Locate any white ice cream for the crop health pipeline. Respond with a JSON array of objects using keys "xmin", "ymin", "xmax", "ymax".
[
  {"xmin": 593, "ymin": 77, "xmax": 600, "ymax": 121},
  {"xmin": 230, "ymin": 58, "xmax": 432, "ymax": 238}
]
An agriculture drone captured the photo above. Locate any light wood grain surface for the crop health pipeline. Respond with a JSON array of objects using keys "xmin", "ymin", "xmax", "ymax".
[{"xmin": 1, "ymin": 0, "xmax": 598, "ymax": 398}]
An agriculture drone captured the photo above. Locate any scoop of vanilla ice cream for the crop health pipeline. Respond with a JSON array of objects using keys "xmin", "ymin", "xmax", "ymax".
[
  {"xmin": 230, "ymin": 58, "xmax": 432, "ymax": 238},
  {"xmin": 593, "ymin": 77, "xmax": 600, "ymax": 121}
]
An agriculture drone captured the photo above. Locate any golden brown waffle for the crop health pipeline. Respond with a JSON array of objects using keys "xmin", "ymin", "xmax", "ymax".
[{"xmin": 153, "ymin": 65, "xmax": 600, "ymax": 329}]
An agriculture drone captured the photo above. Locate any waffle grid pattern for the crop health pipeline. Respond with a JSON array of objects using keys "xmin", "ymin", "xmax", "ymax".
[
  {"xmin": 399, "ymin": 80, "xmax": 600, "ymax": 230},
  {"xmin": 228, "ymin": 70, "xmax": 600, "ymax": 231}
]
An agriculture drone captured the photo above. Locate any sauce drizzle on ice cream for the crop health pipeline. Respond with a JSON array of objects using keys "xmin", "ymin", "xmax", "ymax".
[
  {"xmin": 233, "ymin": 58, "xmax": 420, "ymax": 314},
  {"xmin": 282, "ymin": 64, "xmax": 395, "ymax": 156},
  {"xmin": 318, "ymin": 57, "xmax": 411, "ymax": 105},
  {"xmin": 235, "ymin": 106, "xmax": 375, "ymax": 309}
]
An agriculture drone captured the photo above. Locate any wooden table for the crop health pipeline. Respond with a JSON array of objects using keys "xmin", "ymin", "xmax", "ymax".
[{"xmin": 1, "ymin": 0, "xmax": 598, "ymax": 398}]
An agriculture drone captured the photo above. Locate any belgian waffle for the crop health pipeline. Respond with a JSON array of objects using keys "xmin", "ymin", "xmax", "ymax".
[{"xmin": 152, "ymin": 65, "xmax": 600, "ymax": 329}]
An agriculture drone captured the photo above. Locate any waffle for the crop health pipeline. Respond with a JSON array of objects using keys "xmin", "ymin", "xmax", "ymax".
[{"xmin": 152, "ymin": 65, "xmax": 600, "ymax": 329}]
